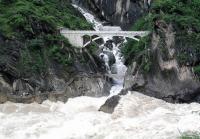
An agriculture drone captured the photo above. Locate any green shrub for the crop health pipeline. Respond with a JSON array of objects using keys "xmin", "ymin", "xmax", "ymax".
[
  {"xmin": 18, "ymin": 46, "xmax": 47, "ymax": 75},
  {"xmin": 48, "ymin": 45, "xmax": 73, "ymax": 66},
  {"xmin": 179, "ymin": 133, "xmax": 200, "ymax": 139},
  {"xmin": 194, "ymin": 65, "xmax": 200, "ymax": 76},
  {"xmin": 88, "ymin": 44, "xmax": 98, "ymax": 54}
]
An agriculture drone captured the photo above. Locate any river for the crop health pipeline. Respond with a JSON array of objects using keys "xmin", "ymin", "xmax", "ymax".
[{"xmin": 0, "ymin": 4, "xmax": 200, "ymax": 139}]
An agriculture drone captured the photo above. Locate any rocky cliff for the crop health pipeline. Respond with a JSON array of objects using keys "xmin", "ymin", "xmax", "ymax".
[
  {"xmin": 0, "ymin": 0, "xmax": 111, "ymax": 103},
  {"xmin": 73, "ymin": 0, "xmax": 150, "ymax": 29},
  {"xmin": 123, "ymin": 23, "xmax": 200, "ymax": 103}
]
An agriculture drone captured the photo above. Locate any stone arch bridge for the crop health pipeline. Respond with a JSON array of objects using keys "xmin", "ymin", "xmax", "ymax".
[{"xmin": 60, "ymin": 28, "xmax": 150, "ymax": 48}]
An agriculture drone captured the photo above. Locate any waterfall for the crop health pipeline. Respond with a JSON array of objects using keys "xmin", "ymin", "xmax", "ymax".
[
  {"xmin": 72, "ymin": 4, "xmax": 128, "ymax": 96},
  {"xmin": 0, "ymin": 4, "xmax": 200, "ymax": 139}
]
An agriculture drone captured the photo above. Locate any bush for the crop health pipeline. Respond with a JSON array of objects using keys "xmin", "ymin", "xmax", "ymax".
[
  {"xmin": 0, "ymin": 0, "xmax": 92, "ymax": 38},
  {"xmin": 124, "ymin": 0, "xmax": 200, "ymax": 75},
  {"xmin": 0, "ymin": 0, "xmax": 92, "ymax": 76},
  {"xmin": 194, "ymin": 65, "xmax": 200, "ymax": 76},
  {"xmin": 122, "ymin": 36, "xmax": 151, "ymax": 72}
]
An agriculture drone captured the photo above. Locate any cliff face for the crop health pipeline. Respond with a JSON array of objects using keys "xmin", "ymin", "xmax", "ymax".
[
  {"xmin": 122, "ymin": 0, "xmax": 200, "ymax": 103},
  {"xmin": 0, "ymin": 34, "xmax": 112, "ymax": 103},
  {"xmin": 73, "ymin": 0, "xmax": 150, "ymax": 29},
  {"xmin": 123, "ymin": 23, "xmax": 200, "ymax": 103}
]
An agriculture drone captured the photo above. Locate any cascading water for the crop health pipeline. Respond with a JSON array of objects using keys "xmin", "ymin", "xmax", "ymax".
[
  {"xmin": 0, "ymin": 4, "xmax": 200, "ymax": 139},
  {"xmin": 73, "ymin": 4, "xmax": 128, "ymax": 96}
]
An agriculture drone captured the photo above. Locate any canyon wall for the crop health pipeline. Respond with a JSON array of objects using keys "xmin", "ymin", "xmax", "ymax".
[{"xmin": 73, "ymin": 0, "xmax": 150, "ymax": 29}]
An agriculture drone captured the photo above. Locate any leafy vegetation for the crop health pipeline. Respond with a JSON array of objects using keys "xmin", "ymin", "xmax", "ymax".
[
  {"xmin": 0, "ymin": 0, "xmax": 92, "ymax": 37},
  {"xmin": 194, "ymin": 65, "xmax": 200, "ymax": 77},
  {"xmin": 176, "ymin": 33, "xmax": 200, "ymax": 66},
  {"xmin": 0, "ymin": 0, "xmax": 92, "ymax": 76},
  {"xmin": 132, "ymin": 0, "xmax": 200, "ymax": 31},
  {"xmin": 122, "ymin": 36, "xmax": 152, "ymax": 73}
]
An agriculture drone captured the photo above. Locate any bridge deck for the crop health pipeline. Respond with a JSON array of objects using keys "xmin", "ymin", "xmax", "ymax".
[{"xmin": 60, "ymin": 30, "xmax": 150, "ymax": 36}]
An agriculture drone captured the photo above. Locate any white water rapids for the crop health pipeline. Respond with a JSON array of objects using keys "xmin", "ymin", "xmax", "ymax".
[{"xmin": 0, "ymin": 4, "xmax": 200, "ymax": 139}]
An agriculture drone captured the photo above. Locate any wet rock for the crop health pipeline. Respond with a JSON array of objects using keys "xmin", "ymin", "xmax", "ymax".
[
  {"xmin": 111, "ymin": 65, "xmax": 117, "ymax": 74},
  {"xmin": 13, "ymin": 79, "xmax": 34, "ymax": 96},
  {"xmin": 123, "ymin": 62, "xmax": 146, "ymax": 90},
  {"xmin": 103, "ymin": 51, "xmax": 116, "ymax": 66},
  {"xmin": 0, "ymin": 75, "xmax": 12, "ymax": 103},
  {"xmin": 104, "ymin": 40, "xmax": 113, "ymax": 50},
  {"xmin": 3, "ymin": 73, "xmax": 112, "ymax": 103},
  {"xmin": 194, "ymin": 88, "xmax": 200, "ymax": 102},
  {"xmin": 112, "ymin": 36, "xmax": 125, "ymax": 45},
  {"xmin": 99, "ymin": 95, "xmax": 121, "ymax": 113},
  {"xmin": 65, "ymin": 74, "xmax": 111, "ymax": 97}
]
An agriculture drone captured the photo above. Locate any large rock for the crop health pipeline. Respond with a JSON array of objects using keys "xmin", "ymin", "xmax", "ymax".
[
  {"xmin": 99, "ymin": 95, "xmax": 121, "ymax": 113},
  {"xmin": 0, "ymin": 74, "xmax": 12, "ymax": 103},
  {"xmin": 65, "ymin": 74, "xmax": 111, "ymax": 97}
]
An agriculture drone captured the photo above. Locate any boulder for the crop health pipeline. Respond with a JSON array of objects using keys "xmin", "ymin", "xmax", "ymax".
[
  {"xmin": 102, "ymin": 51, "xmax": 116, "ymax": 66},
  {"xmin": 99, "ymin": 95, "xmax": 121, "ymax": 113}
]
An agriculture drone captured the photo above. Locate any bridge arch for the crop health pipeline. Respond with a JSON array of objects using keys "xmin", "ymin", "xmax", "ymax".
[{"xmin": 83, "ymin": 35, "xmax": 103, "ymax": 47}]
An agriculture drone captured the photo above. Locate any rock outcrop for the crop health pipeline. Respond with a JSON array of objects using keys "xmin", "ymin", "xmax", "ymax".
[{"xmin": 123, "ymin": 23, "xmax": 200, "ymax": 103}]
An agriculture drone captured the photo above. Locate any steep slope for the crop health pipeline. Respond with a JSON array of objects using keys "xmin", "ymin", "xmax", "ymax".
[
  {"xmin": 0, "ymin": 0, "xmax": 111, "ymax": 103},
  {"xmin": 122, "ymin": 0, "xmax": 200, "ymax": 103}
]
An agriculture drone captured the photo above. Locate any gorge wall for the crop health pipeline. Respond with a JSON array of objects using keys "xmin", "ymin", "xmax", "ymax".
[
  {"xmin": 73, "ymin": 0, "xmax": 151, "ymax": 29},
  {"xmin": 0, "ymin": 0, "xmax": 112, "ymax": 103},
  {"xmin": 0, "ymin": 33, "xmax": 112, "ymax": 103},
  {"xmin": 123, "ymin": 23, "xmax": 200, "ymax": 103}
]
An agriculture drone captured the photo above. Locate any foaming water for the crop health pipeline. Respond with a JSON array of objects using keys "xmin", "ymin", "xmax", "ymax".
[
  {"xmin": 0, "ymin": 3, "xmax": 199, "ymax": 139},
  {"xmin": 0, "ymin": 93, "xmax": 200, "ymax": 139},
  {"xmin": 72, "ymin": 4, "xmax": 103, "ymax": 31}
]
